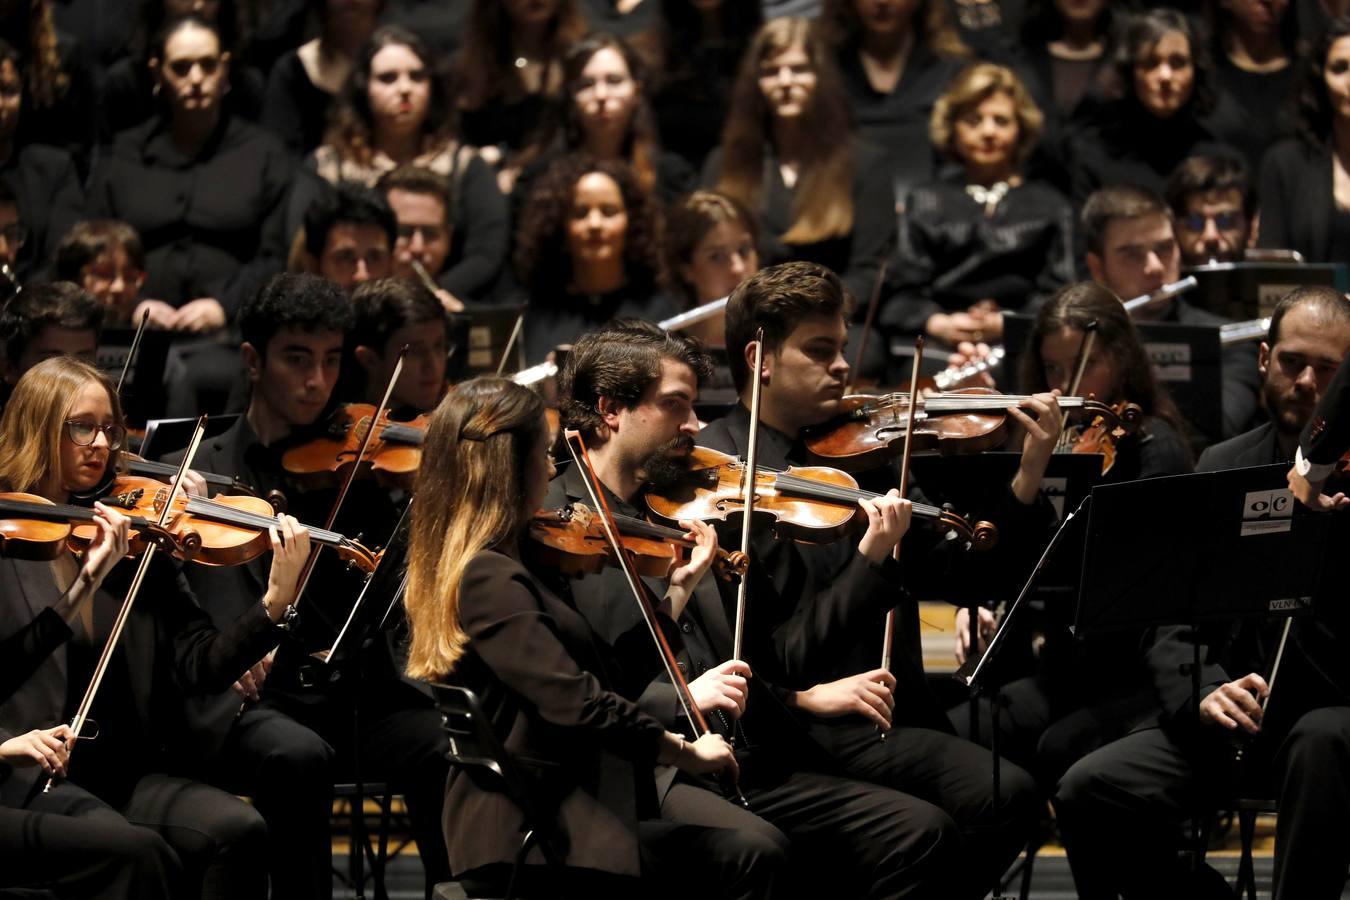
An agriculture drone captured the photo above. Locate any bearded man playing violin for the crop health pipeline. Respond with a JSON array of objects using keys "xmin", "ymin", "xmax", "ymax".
[
  {"xmin": 0, "ymin": 356, "xmax": 311, "ymax": 900},
  {"xmin": 160, "ymin": 273, "xmax": 451, "ymax": 899},
  {"xmin": 547, "ymin": 318, "xmax": 983, "ymax": 899},
  {"xmin": 693, "ymin": 261, "xmax": 1066, "ymax": 899},
  {"xmin": 1056, "ymin": 285, "xmax": 1350, "ymax": 900}
]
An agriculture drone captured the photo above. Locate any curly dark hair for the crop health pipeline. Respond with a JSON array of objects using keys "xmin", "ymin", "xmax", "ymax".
[
  {"xmin": 302, "ymin": 181, "xmax": 398, "ymax": 260},
  {"xmin": 1295, "ymin": 16, "xmax": 1350, "ymax": 147},
  {"xmin": 513, "ymin": 153, "xmax": 665, "ymax": 298},
  {"xmin": 1108, "ymin": 8, "xmax": 1217, "ymax": 119},
  {"xmin": 239, "ymin": 272, "xmax": 353, "ymax": 356},
  {"xmin": 324, "ymin": 25, "xmax": 458, "ymax": 167}
]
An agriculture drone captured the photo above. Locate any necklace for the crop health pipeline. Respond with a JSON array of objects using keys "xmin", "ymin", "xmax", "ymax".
[{"xmin": 966, "ymin": 181, "xmax": 1011, "ymax": 217}]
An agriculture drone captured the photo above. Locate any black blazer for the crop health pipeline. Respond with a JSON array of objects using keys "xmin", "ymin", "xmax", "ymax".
[
  {"xmin": 443, "ymin": 549, "xmax": 666, "ymax": 879},
  {"xmin": 1256, "ymin": 138, "xmax": 1336, "ymax": 263},
  {"xmin": 0, "ymin": 144, "xmax": 85, "ymax": 281},
  {"xmin": 1301, "ymin": 348, "xmax": 1350, "ymax": 466}
]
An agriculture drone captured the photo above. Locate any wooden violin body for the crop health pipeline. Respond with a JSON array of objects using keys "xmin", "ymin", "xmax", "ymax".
[
  {"xmin": 1062, "ymin": 401, "xmax": 1145, "ymax": 475},
  {"xmin": 281, "ymin": 403, "xmax": 426, "ymax": 491},
  {"xmin": 0, "ymin": 492, "xmax": 185, "ymax": 561}
]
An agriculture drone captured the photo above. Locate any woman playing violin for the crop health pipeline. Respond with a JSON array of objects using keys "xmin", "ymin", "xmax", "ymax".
[
  {"xmin": 0, "ymin": 357, "xmax": 309, "ymax": 900},
  {"xmin": 404, "ymin": 377, "xmax": 779, "ymax": 897}
]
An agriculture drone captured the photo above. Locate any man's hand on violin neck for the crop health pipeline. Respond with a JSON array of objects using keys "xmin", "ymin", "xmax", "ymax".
[
  {"xmin": 857, "ymin": 490, "xmax": 911, "ymax": 563},
  {"xmin": 689, "ymin": 659, "xmax": 753, "ymax": 720}
]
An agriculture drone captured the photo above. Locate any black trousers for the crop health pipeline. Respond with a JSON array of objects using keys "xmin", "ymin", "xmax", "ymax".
[
  {"xmin": 1056, "ymin": 698, "xmax": 1350, "ymax": 897},
  {"xmin": 662, "ymin": 768, "xmax": 963, "ymax": 900},
  {"xmin": 810, "ymin": 721, "xmax": 1039, "ymax": 900},
  {"xmin": 205, "ymin": 677, "xmax": 451, "ymax": 900},
  {"xmin": 2, "ymin": 773, "xmax": 264, "ymax": 899}
]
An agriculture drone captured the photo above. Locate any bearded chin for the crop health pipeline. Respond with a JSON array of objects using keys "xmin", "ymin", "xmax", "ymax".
[{"xmin": 643, "ymin": 448, "xmax": 694, "ymax": 491}]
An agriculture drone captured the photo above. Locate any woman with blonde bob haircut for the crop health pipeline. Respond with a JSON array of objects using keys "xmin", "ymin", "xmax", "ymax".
[
  {"xmin": 0, "ymin": 356, "xmax": 312, "ymax": 900},
  {"xmin": 404, "ymin": 377, "xmax": 779, "ymax": 896},
  {"xmin": 887, "ymin": 62, "xmax": 1075, "ymax": 346}
]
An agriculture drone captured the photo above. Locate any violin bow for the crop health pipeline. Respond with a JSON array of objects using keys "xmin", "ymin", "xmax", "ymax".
[
  {"xmin": 115, "ymin": 308, "xmax": 152, "ymax": 398},
  {"xmin": 732, "ymin": 328, "xmax": 765, "ymax": 661},
  {"xmin": 495, "ymin": 305, "xmax": 528, "ymax": 376},
  {"xmin": 1056, "ymin": 321, "xmax": 1098, "ymax": 451},
  {"xmin": 44, "ymin": 415, "xmax": 209, "ymax": 794},
  {"xmin": 290, "ymin": 345, "xmax": 407, "ymax": 610},
  {"xmin": 881, "ymin": 337, "xmax": 923, "ymax": 676},
  {"xmin": 564, "ymin": 429, "xmax": 750, "ymax": 808}
]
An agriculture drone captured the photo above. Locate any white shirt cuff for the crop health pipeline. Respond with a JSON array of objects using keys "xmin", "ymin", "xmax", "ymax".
[{"xmin": 1295, "ymin": 445, "xmax": 1336, "ymax": 482}]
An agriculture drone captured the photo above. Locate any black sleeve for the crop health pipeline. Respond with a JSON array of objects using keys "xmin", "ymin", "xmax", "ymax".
[
  {"xmin": 0, "ymin": 608, "xmax": 72, "ymax": 703},
  {"xmin": 1255, "ymin": 143, "xmax": 1295, "ymax": 251},
  {"xmin": 1220, "ymin": 340, "xmax": 1263, "ymax": 439},
  {"xmin": 1137, "ymin": 419, "xmax": 1195, "ymax": 480},
  {"xmin": 1300, "ymin": 355, "xmax": 1350, "ymax": 466},
  {"xmin": 441, "ymin": 154, "xmax": 510, "ymax": 301},
  {"xmin": 211, "ymin": 133, "xmax": 296, "ymax": 318},
  {"xmin": 842, "ymin": 144, "xmax": 898, "ymax": 310},
  {"xmin": 1146, "ymin": 623, "xmax": 1231, "ymax": 725},
  {"xmin": 885, "ymin": 188, "xmax": 944, "ymax": 334}
]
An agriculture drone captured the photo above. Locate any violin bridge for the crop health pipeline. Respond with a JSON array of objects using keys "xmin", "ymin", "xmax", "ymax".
[{"xmin": 110, "ymin": 487, "xmax": 144, "ymax": 510}]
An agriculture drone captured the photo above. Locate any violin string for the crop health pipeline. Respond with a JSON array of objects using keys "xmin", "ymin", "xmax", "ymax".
[
  {"xmin": 768, "ymin": 473, "xmax": 946, "ymax": 519},
  {"xmin": 183, "ymin": 496, "xmax": 348, "ymax": 546}
]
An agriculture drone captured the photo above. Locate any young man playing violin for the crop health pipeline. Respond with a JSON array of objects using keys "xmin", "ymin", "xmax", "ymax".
[
  {"xmin": 1056, "ymin": 285, "xmax": 1350, "ymax": 900},
  {"xmin": 699, "ymin": 261, "xmax": 1060, "ymax": 898},
  {"xmin": 344, "ymin": 276, "xmax": 448, "ymax": 415},
  {"xmin": 161, "ymin": 272, "xmax": 451, "ymax": 899},
  {"xmin": 548, "ymin": 319, "xmax": 973, "ymax": 899}
]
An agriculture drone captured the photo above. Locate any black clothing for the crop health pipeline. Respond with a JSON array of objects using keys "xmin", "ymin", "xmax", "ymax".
[
  {"xmin": 519, "ymin": 284, "xmax": 679, "ymax": 365},
  {"xmin": 701, "ymin": 140, "xmax": 897, "ymax": 310},
  {"xmin": 651, "ymin": 39, "xmax": 746, "ymax": 170},
  {"xmin": 1206, "ymin": 57, "xmax": 1299, "ymax": 173},
  {"xmin": 944, "ymin": 0, "xmax": 1023, "ymax": 62},
  {"xmin": 1055, "ymin": 421, "xmax": 1350, "ymax": 900},
  {"xmin": 14, "ymin": 30, "xmax": 100, "ymax": 175},
  {"xmin": 1301, "ymin": 348, "xmax": 1350, "ymax": 467},
  {"xmin": 459, "ymin": 93, "xmax": 560, "ymax": 160},
  {"xmin": 0, "ymin": 143, "xmax": 84, "ymax": 281},
  {"xmin": 86, "ymin": 115, "xmax": 293, "ymax": 315},
  {"xmin": 578, "ymin": 0, "xmax": 657, "ymax": 39},
  {"xmin": 1257, "ymin": 138, "xmax": 1344, "ymax": 262},
  {"xmin": 1167, "ymin": 295, "xmax": 1264, "ymax": 441},
  {"xmin": 885, "ymin": 177, "xmax": 1076, "ymax": 335},
  {"xmin": 259, "ymin": 50, "xmax": 333, "ymax": 158},
  {"xmin": 833, "ymin": 43, "xmax": 969, "ymax": 196},
  {"xmin": 380, "ymin": 0, "xmax": 471, "ymax": 58}
]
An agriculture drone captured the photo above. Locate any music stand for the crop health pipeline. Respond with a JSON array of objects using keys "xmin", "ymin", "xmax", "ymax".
[
  {"xmin": 1187, "ymin": 261, "xmax": 1347, "ymax": 319},
  {"xmin": 448, "ymin": 306, "xmax": 526, "ymax": 378},
  {"xmin": 97, "ymin": 327, "xmax": 173, "ymax": 427}
]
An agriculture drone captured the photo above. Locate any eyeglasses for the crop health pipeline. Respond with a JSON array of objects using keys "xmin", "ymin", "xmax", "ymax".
[
  {"xmin": 85, "ymin": 266, "xmax": 145, "ymax": 286},
  {"xmin": 65, "ymin": 419, "xmax": 127, "ymax": 450},
  {"xmin": 1180, "ymin": 211, "xmax": 1245, "ymax": 232},
  {"xmin": 396, "ymin": 224, "xmax": 447, "ymax": 244}
]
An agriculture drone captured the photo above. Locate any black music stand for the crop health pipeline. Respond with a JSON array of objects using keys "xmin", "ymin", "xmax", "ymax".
[
  {"xmin": 1187, "ymin": 261, "xmax": 1346, "ymax": 319},
  {"xmin": 97, "ymin": 326, "xmax": 173, "ymax": 427}
]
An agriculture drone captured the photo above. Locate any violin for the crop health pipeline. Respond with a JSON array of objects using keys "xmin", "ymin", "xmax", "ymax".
[
  {"xmin": 643, "ymin": 446, "xmax": 997, "ymax": 551},
  {"xmin": 0, "ymin": 493, "xmax": 184, "ymax": 560},
  {"xmin": 527, "ymin": 503, "xmax": 748, "ymax": 581},
  {"xmin": 802, "ymin": 388, "xmax": 1134, "ymax": 473},
  {"xmin": 281, "ymin": 404, "xmax": 426, "ymax": 491},
  {"xmin": 70, "ymin": 476, "xmax": 378, "ymax": 572},
  {"xmin": 1060, "ymin": 401, "xmax": 1144, "ymax": 475}
]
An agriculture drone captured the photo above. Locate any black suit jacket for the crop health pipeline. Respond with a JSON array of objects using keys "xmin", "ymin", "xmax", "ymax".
[
  {"xmin": 1257, "ymin": 139, "xmax": 1335, "ymax": 263},
  {"xmin": 444, "ymin": 549, "xmax": 666, "ymax": 878},
  {"xmin": 1300, "ymin": 350, "xmax": 1350, "ymax": 467}
]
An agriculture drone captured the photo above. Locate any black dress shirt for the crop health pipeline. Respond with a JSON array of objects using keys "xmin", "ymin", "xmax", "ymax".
[{"xmin": 0, "ymin": 144, "xmax": 84, "ymax": 280}]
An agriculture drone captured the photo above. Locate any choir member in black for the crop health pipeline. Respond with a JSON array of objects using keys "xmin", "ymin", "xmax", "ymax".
[
  {"xmin": 86, "ymin": 15, "xmax": 293, "ymax": 328},
  {"xmin": 550, "ymin": 321, "xmax": 1000, "ymax": 899},
  {"xmin": 944, "ymin": 0, "xmax": 1022, "ymax": 62},
  {"xmin": 512, "ymin": 154, "xmax": 676, "ymax": 364},
  {"xmin": 452, "ymin": 0, "xmax": 586, "ymax": 193},
  {"xmin": 0, "ymin": 280, "xmax": 100, "ymax": 392},
  {"xmin": 1013, "ymin": 0, "xmax": 1119, "ymax": 141},
  {"xmin": 818, "ymin": 0, "xmax": 971, "ymax": 195},
  {"xmin": 514, "ymin": 32, "xmax": 695, "ymax": 211},
  {"xmin": 1082, "ymin": 184, "xmax": 1261, "ymax": 438},
  {"xmin": 346, "ymin": 276, "xmax": 447, "ymax": 414},
  {"xmin": 161, "ymin": 273, "xmax": 451, "ymax": 900},
  {"xmin": 700, "ymin": 261, "xmax": 1047, "ymax": 899},
  {"xmin": 705, "ymin": 16, "xmax": 895, "ymax": 373},
  {"xmin": 1, "ymin": 0, "xmax": 96, "ymax": 171},
  {"xmin": 1057, "ymin": 285, "xmax": 1350, "ymax": 900},
  {"xmin": 401, "ymin": 377, "xmax": 774, "ymax": 898},
  {"xmin": 1165, "ymin": 153, "xmax": 1255, "ymax": 266},
  {"xmin": 1201, "ymin": 0, "xmax": 1300, "ymax": 171},
  {"xmin": 1293, "ymin": 0, "xmax": 1350, "ymax": 43},
  {"xmin": 579, "ymin": 0, "xmax": 656, "ymax": 39},
  {"xmin": 1256, "ymin": 18, "xmax": 1350, "ymax": 264},
  {"xmin": 0, "ymin": 40, "xmax": 82, "ymax": 281},
  {"xmin": 0, "ymin": 502, "xmax": 179, "ymax": 899},
  {"xmin": 665, "ymin": 189, "xmax": 760, "ymax": 348},
  {"xmin": 53, "ymin": 220, "xmax": 147, "ymax": 325},
  {"xmin": 298, "ymin": 25, "xmax": 506, "ymax": 308},
  {"xmin": 294, "ymin": 181, "xmax": 395, "ymax": 293},
  {"xmin": 259, "ymin": 0, "xmax": 379, "ymax": 157},
  {"xmin": 98, "ymin": 0, "xmax": 266, "ymax": 140},
  {"xmin": 643, "ymin": 0, "xmax": 763, "ymax": 170},
  {"xmin": 0, "ymin": 356, "xmax": 307, "ymax": 899},
  {"xmin": 888, "ymin": 62, "xmax": 1076, "ymax": 346},
  {"xmin": 1067, "ymin": 8, "xmax": 1235, "ymax": 204}
]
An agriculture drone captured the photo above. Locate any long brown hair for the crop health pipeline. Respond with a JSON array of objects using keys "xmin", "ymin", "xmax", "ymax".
[
  {"xmin": 561, "ymin": 33, "xmax": 660, "ymax": 195},
  {"xmin": 404, "ymin": 377, "xmax": 547, "ymax": 680},
  {"xmin": 717, "ymin": 17, "xmax": 855, "ymax": 245},
  {"xmin": 1017, "ymin": 281, "xmax": 1188, "ymax": 436},
  {"xmin": 0, "ymin": 357, "xmax": 123, "ymax": 497}
]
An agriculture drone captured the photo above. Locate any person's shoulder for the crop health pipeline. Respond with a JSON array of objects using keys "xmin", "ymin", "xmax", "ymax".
[
  {"xmin": 461, "ymin": 550, "xmax": 546, "ymax": 617},
  {"xmin": 1262, "ymin": 136, "xmax": 1323, "ymax": 169},
  {"xmin": 1196, "ymin": 422, "xmax": 1275, "ymax": 473},
  {"xmin": 13, "ymin": 143, "xmax": 77, "ymax": 174}
]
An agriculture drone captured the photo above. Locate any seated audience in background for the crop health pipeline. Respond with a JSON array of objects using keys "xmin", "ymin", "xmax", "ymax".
[
  {"xmin": 259, "ymin": 0, "xmax": 379, "ymax": 157},
  {"xmin": 293, "ymin": 181, "xmax": 396, "ymax": 293},
  {"xmin": 819, "ymin": 0, "xmax": 971, "ymax": 196},
  {"xmin": 1, "ymin": 0, "xmax": 97, "ymax": 170},
  {"xmin": 1201, "ymin": 0, "xmax": 1300, "ymax": 172},
  {"xmin": 1014, "ymin": 0, "xmax": 1120, "ymax": 143},
  {"xmin": 1165, "ymin": 153, "xmax": 1255, "ymax": 266},
  {"xmin": 98, "ymin": 0, "xmax": 266, "ymax": 141},
  {"xmin": 453, "ymin": 0, "xmax": 586, "ymax": 193},
  {"xmin": 1067, "ymin": 8, "xmax": 1237, "ymax": 204},
  {"xmin": 86, "ymin": 15, "xmax": 293, "ymax": 332},
  {"xmin": 578, "ymin": 0, "xmax": 656, "ymax": 39},
  {"xmin": 1082, "ymin": 184, "xmax": 1261, "ymax": 439},
  {"xmin": 888, "ymin": 62, "xmax": 1076, "ymax": 346},
  {"xmin": 53, "ymin": 220, "xmax": 146, "ymax": 325},
  {"xmin": 378, "ymin": 165, "xmax": 466, "ymax": 312},
  {"xmin": 512, "ymin": 154, "xmax": 674, "ymax": 364},
  {"xmin": 643, "ymin": 0, "xmax": 763, "ymax": 170},
  {"xmin": 0, "ymin": 40, "xmax": 81, "ymax": 282},
  {"xmin": 295, "ymin": 25, "xmax": 507, "ymax": 306},
  {"xmin": 0, "ymin": 182, "xmax": 23, "ymax": 289},
  {"xmin": 515, "ymin": 32, "xmax": 694, "ymax": 212},
  {"xmin": 344, "ymin": 276, "xmax": 447, "ymax": 414},
  {"xmin": 664, "ymin": 189, "xmax": 760, "ymax": 348},
  {"xmin": 0, "ymin": 280, "xmax": 101, "ymax": 390},
  {"xmin": 1257, "ymin": 17, "xmax": 1350, "ymax": 263},
  {"xmin": 706, "ymin": 17, "xmax": 895, "ymax": 328}
]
